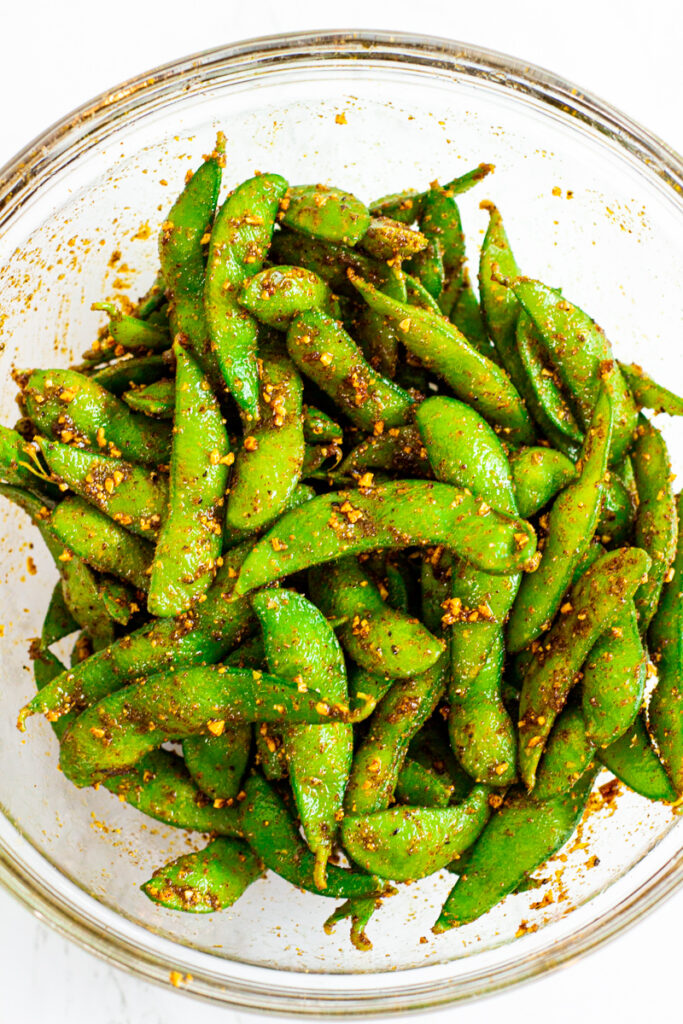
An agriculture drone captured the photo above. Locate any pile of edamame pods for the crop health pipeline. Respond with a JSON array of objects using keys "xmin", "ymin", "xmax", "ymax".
[{"xmin": 4, "ymin": 131, "xmax": 683, "ymax": 949}]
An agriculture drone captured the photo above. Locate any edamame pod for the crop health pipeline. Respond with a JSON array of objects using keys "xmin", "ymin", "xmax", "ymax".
[
  {"xmin": 253, "ymin": 588, "xmax": 352, "ymax": 888},
  {"xmin": 240, "ymin": 773, "xmax": 386, "ymax": 900},
  {"xmin": 518, "ymin": 546, "xmax": 651, "ymax": 789},
  {"xmin": 648, "ymin": 491, "xmax": 683, "ymax": 794},
  {"xmin": 142, "ymin": 837, "xmax": 262, "ymax": 912},
  {"xmin": 225, "ymin": 348, "xmax": 304, "ymax": 532},
  {"xmin": 369, "ymin": 164, "xmax": 493, "ymax": 224},
  {"xmin": 341, "ymin": 785, "xmax": 491, "ymax": 881},
  {"xmin": 619, "ymin": 361, "xmax": 683, "ymax": 417},
  {"xmin": 204, "ymin": 172, "xmax": 288, "ymax": 419},
  {"xmin": 309, "ymin": 557, "xmax": 444, "ymax": 679},
  {"xmin": 448, "ymin": 269, "xmax": 497, "ymax": 361},
  {"xmin": 22, "ymin": 368, "xmax": 171, "ymax": 464},
  {"xmin": 59, "ymin": 664, "xmax": 359, "ymax": 787},
  {"xmin": 512, "ymin": 278, "xmax": 637, "ymax": 462},
  {"xmin": 159, "ymin": 136, "xmax": 224, "ymax": 382},
  {"xmin": 433, "ymin": 765, "xmax": 598, "ymax": 931},
  {"xmin": 270, "ymin": 230, "xmax": 384, "ymax": 292},
  {"xmin": 598, "ymin": 712, "xmax": 677, "ymax": 802},
  {"xmin": 148, "ymin": 341, "xmax": 230, "ymax": 615},
  {"xmin": 405, "ymin": 238, "xmax": 444, "ymax": 299},
  {"xmin": 598, "ymin": 472, "xmax": 636, "ymax": 546},
  {"xmin": 286, "ymin": 309, "xmax": 414, "ymax": 431},
  {"xmin": 50, "ymin": 496, "xmax": 154, "ymax": 591},
  {"xmin": 533, "ymin": 703, "xmax": 596, "ymax": 801},
  {"xmin": 280, "ymin": 184, "xmax": 370, "ymax": 245},
  {"xmin": 631, "ymin": 415, "xmax": 677, "ymax": 631},
  {"xmin": 233, "ymin": 480, "xmax": 537, "ymax": 596},
  {"xmin": 582, "ymin": 601, "xmax": 646, "ymax": 746},
  {"xmin": 516, "ymin": 310, "xmax": 583, "ymax": 444},
  {"xmin": 0, "ymin": 426, "xmax": 58, "ymax": 497},
  {"xmin": 41, "ymin": 582, "xmax": 78, "ymax": 648},
  {"xmin": 507, "ymin": 382, "xmax": 613, "ymax": 653},
  {"xmin": 350, "ymin": 273, "xmax": 534, "ymax": 444},
  {"xmin": 509, "ymin": 447, "xmax": 577, "ymax": 518},
  {"xmin": 323, "ymin": 897, "xmax": 378, "ymax": 953},
  {"xmin": 302, "ymin": 405, "xmax": 342, "ymax": 445},
  {"xmin": 395, "ymin": 757, "xmax": 455, "ymax": 808},
  {"xmin": 238, "ymin": 265, "xmax": 332, "ymax": 328},
  {"xmin": 38, "ymin": 438, "xmax": 168, "ymax": 539}
]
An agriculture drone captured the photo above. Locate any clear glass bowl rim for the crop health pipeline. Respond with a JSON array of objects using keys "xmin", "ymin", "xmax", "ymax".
[{"xmin": 0, "ymin": 28, "xmax": 682, "ymax": 1016}]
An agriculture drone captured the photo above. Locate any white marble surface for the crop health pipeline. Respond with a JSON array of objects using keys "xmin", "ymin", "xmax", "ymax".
[{"xmin": 1, "ymin": 1, "xmax": 682, "ymax": 1021}]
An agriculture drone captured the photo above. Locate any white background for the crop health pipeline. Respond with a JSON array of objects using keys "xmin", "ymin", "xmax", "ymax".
[{"xmin": 1, "ymin": 2, "xmax": 681, "ymax": 1022}]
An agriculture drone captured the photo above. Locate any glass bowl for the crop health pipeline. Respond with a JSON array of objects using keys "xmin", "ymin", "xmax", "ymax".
[{"xmin": 1, "ymin": 30, "xmax": 682, "ymax": 1016}]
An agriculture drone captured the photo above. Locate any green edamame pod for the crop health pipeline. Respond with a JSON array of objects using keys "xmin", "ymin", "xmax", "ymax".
[
  {"xmin": 182, "ymin": 726, "xmax": 251, "ymax": 802},
  {"xmin": 417, "ymin": 395, "xmax": 519, "ymax": 785},
  {"xmin": 533, "ymin": 703, "xmax": 596, "ymax": 801},
  {"xmin": 619, "ymin": 361, "xmax": 683, "ymax": 417},
  {"xmin": 148, "ymin": 341, "xmax": 230, "ymax": 616},
  {"xmin": 598, "ymin": 712, "xmax": 677, "ymax": 802},
  {"xmin": 22, "ymin": 368, "xmax": 171, "ymax": 464},
  {"xmin": 122, "ymin": 378, "xmax": 175, "ymax": 419},
  {"xmin": 507, "ymin": 382, "xmax": 613, "ymax": 653},
  {"xmin": 518, "ymin": 546, "xmax": 651, "ymax": 789},
  {"xmin": 240, "ymin": 773, "xmax": 386, "ymax": 900},
  {"xmin": 309, "ymin": 557, "xmax": 444, "ymax": 680},
  {"xmin": 225, "ymin": 348, "xmax": 304, "ymax": 532},
  {"xmin": 20, "ymin": 542, "xmax": 255, "ymax": 725},
  {"xmin": 204, "ymin": 172, "xmax": 288, "ymax": 419},
  {"xmin": 32, "ymin": 647, "xmax": 73, "ymax": 741},
  {"xmin": 631, "ymin": 415, "xmax": 677, "ymax": 631},
  {"xmin": 280, "ymin": 184, "xmax": 370, "ymax": 245},
  {"xmin": 287, "ymin": 309, "xmax": 414, "ymax": 431},
  {"xmin": 478, "ymin": 203, "xmax": 529, "ymax": 387},
  {"xmin": 252, "ymin": 588, "xmax": 352, "ymax": 888},
  {"xmin": 359, "ymin": 217, "xmax": 428, "ymax": 260},
  {"xmin": 59, "ymin": 664, "xmax": 358, "ymax": 787},
  {"xmin": 38, "ymin": 438, "xmax": 168, "ymax": 539},
  {"xmin": 582, "ymin": 601, "xmax": 646, "ymax": 746},
  {"xmin": 302, "ymin": 405, "xmax": 342, "ymax": 445},
  {"xmin": 142, "ymin": 837, "xmax": 262, "ymax": 912},
  {"xmin": 509, "ymin": 447, "xmax": 577, "ymax": 518},
  {"xmin": 134, "ymin": 273, "xmax": 166, "ymax": 321},
  {"xmin": 41, "ymin": 582, "xmax": 78, "ymax": 648},
  {"xmin": 341, "ymin": 785, "xmax": 490, "ymax": 881},
  {"xmin": 102, "ymin": 750, "xmax": 243, "ymax": 834},
  {"xmin": 233, "ymin": 480, "xmax": 537, "ymax": 596},
  {"xmin": 238, "ymin": 265, "xmax": 332, "ymax": 328},
  {"xmin": 338, "ymin": 426, "xmax": 430, "ymax": 479},
  {"xmin": 597, "ymin": 471, "xmax": 636, "ymax": 546},
  {"xmin": 648, "ymin": 491, "xmax": 683, "ymax": 794},
  {"xmin": 50, "ymin": 497, "xmax": 154, "ymax": 591},
  {"xmin": 350, "ymin": 273, "xmax": 534, "ymax": 444},
  {"xmin": 516, "ymin": 310, "xmax": 583, "ymax": 444},
  {"xmin": 92, "ymin": 355, "xmax": 169, "ymax": 396},
  {"xmin": 511, "ymin": 278, "xmax": 637, "ymax": 463},
  {"xmin": 408, "ymin": 715, "xmax": 474, "ymax": 803},
  {"xmin": 159, "ymin": 136, "xmax": 223, "ymax": 381},
  {"xmin": 433, "ymin": 765, "xmax": 598, "ymax": 931},
  {"xmin": 369, "ymin": 164, "xmax": 493, "ymax": 224},
  {"xmin": 98, "ymin": 577, "xmax": 137, "ymax": 626},
  {"xmin": 92, "ymin": 302, "xmax": 170, "ymax": 351}
]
